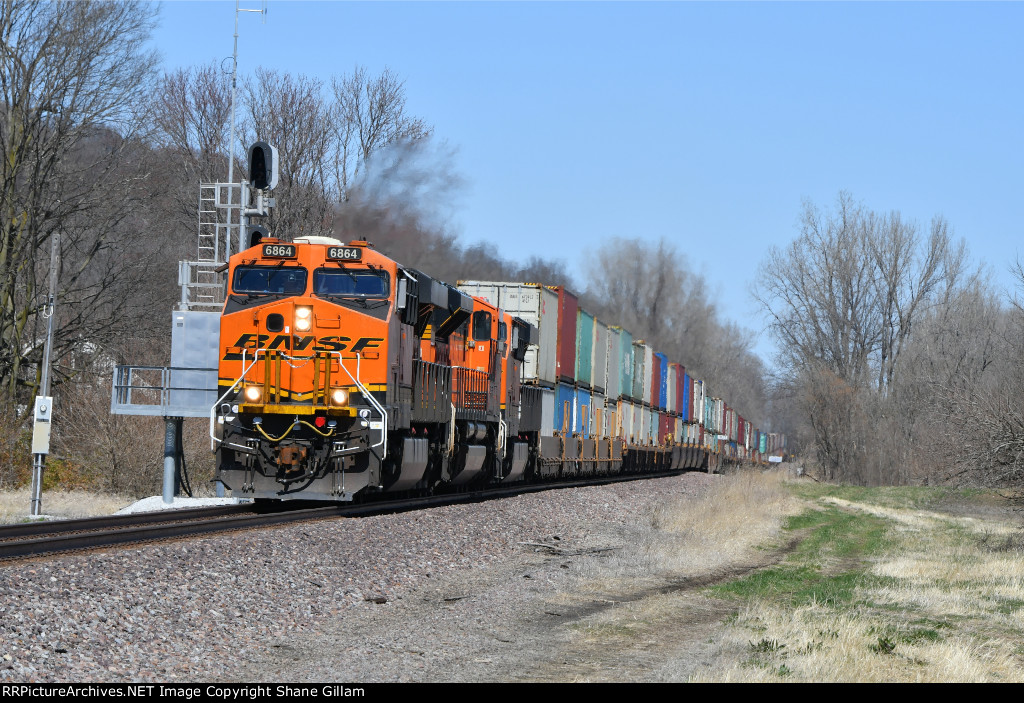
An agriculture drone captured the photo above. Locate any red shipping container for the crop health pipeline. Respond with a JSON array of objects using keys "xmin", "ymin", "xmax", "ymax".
[
  {"xmin": 658, "ymin": 412, "xmax": 673, "ymax": 445},
  {"xmin": 555, "ymin": 288, "xmax": 578, "ymax": 384},
  {"xmin": 650, "ymin": 355, "xmax": 662, "ymax": 411},
  {"xmin": 673, "ymin": 363, "xmax": 686, "ymax": 416}
]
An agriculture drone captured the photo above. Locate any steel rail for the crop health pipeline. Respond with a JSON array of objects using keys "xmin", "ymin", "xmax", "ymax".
[
  {"xmin": 0, "ymin": 504, "xmax": 257, "ymax": 540},
  {"xmin": 0, "ymin": 469, "xmax": 690, "ymax": 562}
]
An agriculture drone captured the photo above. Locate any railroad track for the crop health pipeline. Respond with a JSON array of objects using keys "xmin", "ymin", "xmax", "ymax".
[{"xmin": 0, "ymin": 469, "xmax": 688, "ymax": 562}]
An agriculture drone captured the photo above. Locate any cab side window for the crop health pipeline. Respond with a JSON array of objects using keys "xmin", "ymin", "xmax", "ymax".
[{"xmin": 472, "ymin": 311, "xmax": 492, "ymax": 341}]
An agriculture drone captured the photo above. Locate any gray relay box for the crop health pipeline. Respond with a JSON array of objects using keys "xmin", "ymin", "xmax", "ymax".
[{"xmin": 31, "ymin": 395, "xmax": 52, "ymax": 454}]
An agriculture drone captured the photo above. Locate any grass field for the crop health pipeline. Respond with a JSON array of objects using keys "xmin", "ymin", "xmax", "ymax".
[
  {"xmin": 694, "ymin": 478, "xmax": 1024, "ymax": 682},
  {"xmin": 0, "ymin": 488, "xmax": 132, "ymax": 523}
]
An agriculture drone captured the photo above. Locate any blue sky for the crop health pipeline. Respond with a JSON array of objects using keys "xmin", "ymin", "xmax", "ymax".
[{"xmin": 152, "ymin": 1, "xmax": 1024, "ymax": 363}]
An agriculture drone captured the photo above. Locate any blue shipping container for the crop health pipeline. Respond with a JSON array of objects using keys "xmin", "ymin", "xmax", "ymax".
[
  {"xmin": 575, "ymin": 387, "xmax": 592, "ymax": 438},
  {"xmin": 655, "ymin": 353, "xmax": 668, "ymax": 410},
  {"xmin": 554, "ymin": 382, "xmax": 576, "ymax": 435},
  {"xmin": 553, "ymin": 382, "xmax": 593, "ymax": 436}
]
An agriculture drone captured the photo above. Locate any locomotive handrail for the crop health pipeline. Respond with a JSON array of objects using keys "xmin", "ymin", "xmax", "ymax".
[{"xmin": 210, "ymin": 348, "xmax": 388, "ymax": 459}]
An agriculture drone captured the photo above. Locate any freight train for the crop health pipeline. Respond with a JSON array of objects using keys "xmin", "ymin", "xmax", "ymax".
[{"xmin": 210, "ymin": 234, "xmax": 785, "ymax": 501}]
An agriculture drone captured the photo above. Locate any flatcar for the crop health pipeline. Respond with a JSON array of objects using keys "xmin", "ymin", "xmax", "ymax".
[{"xmin": 210, "ymin": 235, "xmax": 776, "ymax": 502}]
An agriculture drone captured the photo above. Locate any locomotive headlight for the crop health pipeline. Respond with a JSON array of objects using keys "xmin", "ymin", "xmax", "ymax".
[
  {"xmin": 330, "ymin": 387, "xmax": 348, "ymax": 406},
  {"xmin": 244, "ymin": 385, "xmax": 262, "ymax": 402},
  {"xmin": 295, "ymin": 306, "xmax": 312, "ymax": 331}
]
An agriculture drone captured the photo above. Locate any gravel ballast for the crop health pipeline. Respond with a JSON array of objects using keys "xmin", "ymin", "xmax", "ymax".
[{"xmin": 0, "ymin": 474, "xmax": 718, "ymax": 682}]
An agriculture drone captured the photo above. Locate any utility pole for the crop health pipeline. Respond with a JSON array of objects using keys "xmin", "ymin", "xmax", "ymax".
[{"xmin": 29, "ymin": 234, "xmax": 60, "ymax": 517}]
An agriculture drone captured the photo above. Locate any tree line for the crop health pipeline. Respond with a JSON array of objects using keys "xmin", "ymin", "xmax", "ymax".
[{"xmin": 757, "ymin": 192, "xmax": 1024, "ymax": 486}]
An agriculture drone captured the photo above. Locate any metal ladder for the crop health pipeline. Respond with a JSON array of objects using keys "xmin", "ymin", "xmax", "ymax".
[{"xmin": 179, "ymin": 183, "xmax": 244, "ymax": 310}]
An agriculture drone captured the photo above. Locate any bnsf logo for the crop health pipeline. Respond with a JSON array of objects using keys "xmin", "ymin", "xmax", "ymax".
[{"xmin": 223, "ymin": 334, "xmax": 383, "ymax": 360}]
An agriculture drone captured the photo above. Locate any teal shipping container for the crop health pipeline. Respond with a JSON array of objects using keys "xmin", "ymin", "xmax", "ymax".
[{"xmin": 575, "ymin": 309, "xmax": 595, "ymax": 388}]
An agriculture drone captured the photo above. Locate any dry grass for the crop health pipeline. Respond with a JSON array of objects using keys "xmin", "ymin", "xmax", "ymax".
[
  {"xmin": 0, "ymin": 488, "xmax": 132, "ymax": 524},
  {"xmin": 692, "ymin": 601, "xmax": 1021, "ymax": 683},
  {"xmin": 695, "ymin": 492, "xmax": 1024, "ymax": 682},
  {"xmin": 574, "ymin": 469, "xmax": 802, "ymax": 593},
  {"xmin": 650, "ymin": 469, "xmax": 802, "ymax": 572}
]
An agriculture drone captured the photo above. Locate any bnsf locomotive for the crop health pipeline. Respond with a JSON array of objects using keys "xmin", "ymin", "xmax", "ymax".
[
  {"xmin": 211, "ymin": 235, "xmax": 780, "ymax": 502},
  {"xmin": 213, "ymin": 235, "xmax": 537, "ymax": 501}
]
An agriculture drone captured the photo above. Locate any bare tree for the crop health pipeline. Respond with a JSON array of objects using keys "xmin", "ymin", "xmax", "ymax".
[
  {"xmin": 0, "ymin": 0, "xmax": 159, "ymax": 402},
  {"xmin": 585, "ymin": 236, "xmax": 768, "ymax": 427},
  {"xmin": 152, "ymin": 61, "xmax": 233, "ymax": 248},
  {"xmin": 332, "ymin": 65, "xmax": 431, "ymax": 203},
  {"xmin": 155, "ymin": 62, "xmax": 232, "ymax": 187},
  {"xmin": 756, "ymin": 192, "xmax": 974, "ymax": 483},
  {"xmin": 240, "ymin": 68, "xmax": 335, "ymax": 238}
]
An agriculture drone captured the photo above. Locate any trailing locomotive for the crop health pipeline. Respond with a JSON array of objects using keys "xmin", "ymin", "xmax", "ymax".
[{"xmin": 211, "ymin": 234, "xmax": 782, "ymax": 502}]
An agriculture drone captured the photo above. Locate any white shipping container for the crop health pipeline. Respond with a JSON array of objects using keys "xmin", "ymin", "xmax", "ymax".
[
  {"xmin": 591, "ymin": 393, "xmax": 606, "ymax": 437},
  {"xmin": 618, "ymin": 400, "xmax": 636, "ymax": 442},
  {"xmin": 666, "ymin": 364, "xmax": 677, "ymax": 416},
  {"xmin": 641, "ymin": 406, "xmax": 653, "ymax": 446},
  {"xmin": 606, "ymin": 327, "xmax": 621, "ymax": 400},
  {"xmin": 539, "ymin": 387, "xmax": 556, "ymax": 437},
  {"xmin": 458, "ymin": 281, "xmax": 559, "ymax": 387}
]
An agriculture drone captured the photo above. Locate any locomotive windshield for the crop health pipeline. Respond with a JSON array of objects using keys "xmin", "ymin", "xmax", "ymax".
[
  {"xmin": 313, "ymin": 268, "xmax": 389, "ymax": 298},
  {"xmin": 233, "ymin": 265, "xmax": 308, "ymax": 294}
]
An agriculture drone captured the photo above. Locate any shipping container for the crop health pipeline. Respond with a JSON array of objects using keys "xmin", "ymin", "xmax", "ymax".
[
  {"xmin": 574, "ymin": 309, "xmax": 594, "ymax": 388},
  {"xmin": 650, "ymin": 352, "xmax": 662, "ymax": 410},
  {"xmin": 666, "ymin": 363, "xmax": 677, "ymax": 415},
  {"xmin": 592, "ymin": 319, "xmax": 609, "ymax": 395},
  {"xmin": 643, "ymin": 345, "xmax": 654, "ymax": 406},
  {"xmin": 591, "ymin": 392, "xmax": 607, "ymax": 438},
  {"xmin": 576, "ymin": 387, "xmax": 592, "ymax": 438},
  {"xmin": 556, "ymin": 288, "xmax": 579, "ymax": 384},
  {"xmin": 640, "ymin": 406, "xmax": 653, "ymax": 445},
  {"xmin": 457, "ymin": 281, "xmax": 559, "ymax": 387},
  {"xmin": 693, "ymin": 379, "xmax": 704, "ymax": 427},
  {"xmin": 659, "ymin": 412, "xmax": 673, "ymax": 445},
  {"xmin": 551, "ymin": 385, "xmax": 595, "ymax": 437},
  {"xmin": 654, "ymin": 352, "xmax": 668, "ymax": 410},
  {"xmin": 615, "ymin": 327, "xmax": 634, "ymax": 400},
  {"xmin": 554, "ymin": 382, "xmax": 575, "ymax": 435},
  {"xmin": 681, "ymin": 371, "xmax": 691, "ymax": 422},
  {"xmin": 630, "ymin": 341, "xmax": 646, "ymax": 402},
  {"xmin": 539, "ymin": 387, "xmax": 556, "ymax": 437},
  {"xmin": 606, "ymin": 326, "xmax": 621, "ymax": 400},
  {"xmin": 617, "ymin": 399, "xmax": 637, "ymax": 442}
]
